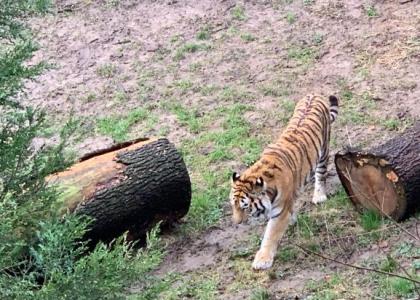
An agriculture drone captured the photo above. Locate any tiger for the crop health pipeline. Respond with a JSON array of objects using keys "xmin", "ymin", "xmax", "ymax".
[{"xmin": 229, "ymin": 94, "xmax": 339, "ymax": 270}]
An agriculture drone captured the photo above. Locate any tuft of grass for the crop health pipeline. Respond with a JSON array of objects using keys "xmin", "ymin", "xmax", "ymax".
[
  {"xmin": 96, "ymin": 63, "xmax": 117, "ymax": 78},
  {"xmin": 286, "ymin": 12, "xmax": 296, "ymax": 24},
  {"xmin": 240, "ymin": 33, "xmax": 256, "ymax": 42},
  {"xmin": 279, "ymin": 98, "xmax": 295, "ymax": 123},
  {"xmin": 379, "ymin": 256, "xmax": 397, "ymax": 272},
  {"xmin": 376, "ymin": 276, "xmax": 416, "ymax": 298},
  {"xmin": 364, "ymin": 5, "xmax": 378, "ymax": 17},
  {"xmin": 231, "ymin": 5, "xmax": 246, "ymax": 21},
  {"xmin": 173, "ymin": 42, "xmax": 209, "ymax": 61},
  {"xmin": 196, "ymin": 26, "xmax": 211, "ymax": 40},
  {"xmin": 97, "ymin": 108, "xmax": 150, "ymax": 142},
  {"xmin": 219, "ymin": 86, "xmax": 253, "ymax": 102},
  {"xmin": 306, "ymin": 274, "xmax": 346, "ymax": 300},
  {"xmin": 382, "ymin": 118, "xmax": 400, "ymax": 131},
  {"xmin": 296, "ymin": 213, "xmax": 316, "ymax": 239},
  {"xmin": 113, "ymin": 90, "xmax": 127, "ymax": 103},
  {"xmin": 303, "ymin": 0, "xmax": 314, "ymax": 6},
  {"xmin": 199, "ymin": 84, "xmax": 219, "ymax": 96},
  {"xmin": 250, "ymin": 288, "xmax": 271, "ymax": 300},
  {"xmin": 83, "ymin": 92, "xmax": 96, "ymax": 103},
  {"xmin": 173, "ymin": 79, "xmax": 194, "ymax": 94},
  {"xmin": 322, "ymin": 187, "xmax": 351, "ymax": 210},
  {"xmin": 288, "ymin": 46, "xmax": 316, "ymax": 65},
  {"xmin": 189, "ymin": 62, "xmax": 203, "ymax": 72},
  {"xmin": 151, "ymin": 272, "xmax": 219, "ymax": 300},
  {"xmin": 312, "ymin": 33, "xmax": 323, "ymax": 45},
  {"xmin": 338, "ymin": 85, "xmax": 376, "ymax": 125},
  {"xmin": 360, "ymin": 209, "xmax": 382, "ymax": 231},
  {"xmin": 163, "ymin": 102, "xmax": 203, "ymax": 133},
  {"xmin": 106, "ymin": 0, "xmax": 120, "ymax": 7},
  {"xmin": 276, "ymin": 246, "xmax": 298, "ymax": 262}
]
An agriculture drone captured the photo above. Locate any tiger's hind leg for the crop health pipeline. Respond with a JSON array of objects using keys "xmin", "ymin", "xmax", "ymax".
[{"xmin": 312, "ymin": 149, "xmax": 328, "ymax": 204}]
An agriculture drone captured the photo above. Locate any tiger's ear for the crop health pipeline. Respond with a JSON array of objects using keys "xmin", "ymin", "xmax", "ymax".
[
  {"xmin": 232, "ymin": 172, "xmax": 240, "ymax": 182},
  {"xmin": 256, "ymin": 177, "xmax": 264, "ymax": 187}
]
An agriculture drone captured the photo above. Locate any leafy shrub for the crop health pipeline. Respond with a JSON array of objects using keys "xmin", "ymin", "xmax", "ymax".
[{"xmin": 0, "ymin": 1, "xmax": 164, "ymax": 299}]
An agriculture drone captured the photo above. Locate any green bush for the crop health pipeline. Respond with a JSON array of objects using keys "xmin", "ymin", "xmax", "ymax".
[{"xmin": 0, "ymin": 1, "xmax": 164, "ymax": 298}]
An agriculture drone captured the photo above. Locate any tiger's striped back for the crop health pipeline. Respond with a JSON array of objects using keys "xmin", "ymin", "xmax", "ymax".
[{"xmin": 261, "ymin": 94, "xmax": 337, "ymax": 191}]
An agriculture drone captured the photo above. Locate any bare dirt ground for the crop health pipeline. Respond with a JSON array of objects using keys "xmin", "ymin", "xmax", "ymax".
[{"xmin": 26, "ymin": 0, "xmax": 419, "ymax": 299}]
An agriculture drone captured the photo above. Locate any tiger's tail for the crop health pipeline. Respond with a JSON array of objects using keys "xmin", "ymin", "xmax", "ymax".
[{"xmin": 329, "ymin": 95, "xmax": 339, "ymax": 123}]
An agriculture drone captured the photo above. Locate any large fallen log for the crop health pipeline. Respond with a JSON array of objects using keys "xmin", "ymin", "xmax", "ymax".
[
  {"xmin": 47, "ymin": 138, "xmax": 191, "ymax": 245},
  {"xmin": 335, "ymin": 122, "xmax": 420, "ymax": 221}
]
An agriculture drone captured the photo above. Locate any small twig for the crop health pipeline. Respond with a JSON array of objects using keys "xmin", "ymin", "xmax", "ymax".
[
  {"xmin": 293, "ymin": 243, "xmax": 420, "ymax": 285},
  {"xmin": 328, "ymin": 225, "xmax": 397, "ymax": 242}
]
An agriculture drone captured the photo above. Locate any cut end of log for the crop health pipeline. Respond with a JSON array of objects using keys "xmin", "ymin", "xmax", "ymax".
[
  {"xmin": 335, "ymin": 123, "xmax": 420, "ymax": 221},
  {"xmin": 335, "ymin": 153, "xmax": 407, "ymax": 221}
]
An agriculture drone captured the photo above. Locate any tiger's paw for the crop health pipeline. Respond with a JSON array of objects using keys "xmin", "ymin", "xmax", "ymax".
[
  {"xmin": 312, "ymin": 193, "xmax": 327, "ymax": 204},
  {"xmin": 252, "ymin": 250, "xmax": 274, "ymax": 270}
]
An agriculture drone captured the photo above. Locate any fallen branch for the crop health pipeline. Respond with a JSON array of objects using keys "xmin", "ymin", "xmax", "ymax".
[{"xmin": 293, "ymin": 243, "xmax": 420, "ymax": 285}]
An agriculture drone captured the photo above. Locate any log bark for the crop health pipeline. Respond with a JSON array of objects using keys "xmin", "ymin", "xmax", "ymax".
[
  {"xmin": 47, "ymin": 138, "xmax": 191, "ymax": 245},
  {"xmin": 335, "ymin": 122, "xmax": 420, "ymax": 221}
]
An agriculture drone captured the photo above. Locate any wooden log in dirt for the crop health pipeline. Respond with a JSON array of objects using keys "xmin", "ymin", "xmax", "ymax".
[
  {"xmin": 47, "ymin": 138, "xmax": 191, "ymax": 245},
  {"xmin": 335, "ymin": 122, "xmax": 420, "ymax": 221}
]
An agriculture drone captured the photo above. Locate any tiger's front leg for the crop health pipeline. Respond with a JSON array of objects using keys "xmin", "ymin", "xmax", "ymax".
[{"xmin": 252, "ymin": 210, "xmax": 290, "ymax": 270}]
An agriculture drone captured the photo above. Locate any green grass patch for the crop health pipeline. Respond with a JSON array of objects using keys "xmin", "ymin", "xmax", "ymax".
[
  {"xmin": 231, "ymin": 5, "xmax": 246, "ymax": 21},
  {"xmin": 306, "ymin": 274, "xmax": 346, "ymax": 300},
  {"xmin": 286, "ymin": 12, "xmax": 296, "ymax": 24},
  {"xmin": 219, "ymin": 86, "xmax": 253, "ymax": 102},
  {"xmin": 279, "ymin": 98, "xmax": 295, "ymax": 123},
  {"xmin": 173, "ymin": 79, "xmax": 194, "ymax": 94},
  {"xmin": 296, "ymin": 213, "xmax": 316, "ymax": 239},
  {"xmin": 241, "ymin": 33, "xmax": 256, "ymax": 42},
  {"xmin": 250, "ymin": 288, "xmax": 271, "ymax": 300},
  {"xmin": 133, "ymin": 272, "xmax": 219, "ymax": 300},
  {"xmin": 162, "ymin": 102, "xmax": 203, "ymax": 133},
  {"xmin": 312, "ymin": 33, "xmax": 323, "ymax": 45},
  {"xmin": 364, "ymin": 5, "xmax": 378, "ymax": 17},
  {"xmin": 337, "ymin": 85, "xmax": 376, "ymax": 125},
  {"xmin": 96, "ymin": 107, "xmax": 152, "ymax": 142},
  {"xmin": 158, "ymin": 273, "xmax": 219, "ymax": 300},
  {"xmin": 174, "ymin": 103, "xmax": 263, "ymax": 231},
  {"xmin": 379, "ymin": 256, "xmax": 397, "ymax": 272},
  {"xmin": 375, "ymin": 276, "xmax": 417, "ymax": 299},
  {"xmin": 189, "ymin": 62, "xmax": 203, "ymax": 72},
  {"xmin": 321, "ymin": 187, "xmax": 351, "ymax": 210},
  {"xmin": 360, "ymin": 209, "xmax": 382, "ymax": 231},
  {"xmin": 96, "ymin": 63, "xmax": 117, "ymax": 78},
  {"xmin": 288, "ymin": 46, "xmax": 316, "ymax": 65},
  {"xmin": 196, "ymin": 26, "xmax": 211, "ymax": 40},
  {"xmin": 276, "ymin": 246, "xmax": 298, "ymax": 262},
  {"xmin": 173, "ymin": 42, "xmax": 210, "ymax": 61},
  {"xmin": 259, "ymin": 81, "xmax": 290, "ymax": 97},
  {"xmin": 199, "ymin": 84, "xmax": 219, "ymax": 96}
]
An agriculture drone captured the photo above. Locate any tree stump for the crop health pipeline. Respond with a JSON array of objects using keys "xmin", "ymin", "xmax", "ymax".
[
  {"xmin": 335, "ymin": 122, "xmax": 420, "ymax": 221},
  {"xmin": 47, "ymin": 138, "xmax": 191, "ymax": 245}
]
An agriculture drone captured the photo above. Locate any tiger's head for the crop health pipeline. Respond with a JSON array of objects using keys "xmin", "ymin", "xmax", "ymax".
[{"xmin": 229, "ymin": 171, "xmax": 279, "ymax": 224}]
